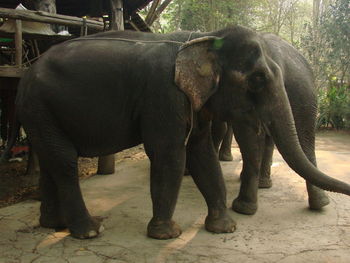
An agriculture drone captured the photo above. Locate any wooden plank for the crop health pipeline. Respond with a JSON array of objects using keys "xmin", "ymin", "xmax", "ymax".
[
  {"xmin": 0, "ymin": 66, "xmax": 27, "ymax": 78},
  {"xmin": 0, "ymin": 31, "xmax": 73, "ymax": 41},
  {"xmin": 14, "ymin": 19, "xmax": 22, "ymax": 67},
  {"xmin": 145, "ymin": 0, "xmax": 160, "ymax": 25},
  {"xmin": 126, "ymin": 19, "xmax": 141, "ymax": 31},
  {"xmin": 0, "ymin": 8, "xmax": 104, "ymax": 31}
]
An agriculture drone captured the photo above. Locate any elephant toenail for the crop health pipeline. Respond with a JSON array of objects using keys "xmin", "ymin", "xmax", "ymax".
[
  {"xmin": 88, "ymin": 230, "xmax": 97, "ymax": 237},
  {"xmin": 99, "ymin": 225, "xmax": 105, "ymax": 233}
]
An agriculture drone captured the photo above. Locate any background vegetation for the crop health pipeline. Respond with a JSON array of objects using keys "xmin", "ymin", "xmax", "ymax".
[{"xmin": 143, "ymin": 0, "xmax": 350, "ymax": 129}]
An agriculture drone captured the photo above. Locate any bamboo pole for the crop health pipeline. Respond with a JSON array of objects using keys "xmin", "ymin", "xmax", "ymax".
[{"xmin": 14, "ymin": 19, "xmax": 22, "ymax": 67}]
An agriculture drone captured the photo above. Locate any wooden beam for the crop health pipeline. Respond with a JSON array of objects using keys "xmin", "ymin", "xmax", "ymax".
[
  {"xmin": 14, "ymin": 19, "xmax": 22, "ymax": 67},
  {"xmin": 0, "ymin": 66, "xmax": 27, "ymax": 78},
  {"xmin": 150, "ymin": 0, "xmax": 173, "ymax": 26},
  {"xmin": 127, "ymin": 19, "xmax": 141, "ymax": 31},
  {"xmin": 110, "ymin": 0, "xmax": 124, "ymax": 30},
  {"xmin": 96, "ymin": 0, "xmax": 126, "ymax": 175},
  {"xmin": 0, "ymin": 8, "xmax": 104, "ymax": 31},
  {"xmin": 145, "ymin": 0, "xmax": 161, "ymax": 25}
]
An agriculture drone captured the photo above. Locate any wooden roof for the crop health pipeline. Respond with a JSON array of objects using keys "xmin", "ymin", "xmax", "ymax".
[{"xmin": 0, "ymin": 0, "xmax": 153, "ymax": 17}]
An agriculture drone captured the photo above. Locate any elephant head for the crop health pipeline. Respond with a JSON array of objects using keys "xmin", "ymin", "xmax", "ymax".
[{"xmin": 175, "ymin": 26, "xmax": 350, "ymax": 195}]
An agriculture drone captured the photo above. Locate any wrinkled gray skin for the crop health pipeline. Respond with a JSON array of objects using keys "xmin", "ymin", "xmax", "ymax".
[
  {"xmin": 14, "ymin": 26, "xmax": 350, "ymax": 239},
  {"xmin": 211, "ymin": 32, "xmax": 330, "ymax": 214},
  {"xmin": 212, "ymin": 120, "xmax": 234, "ymax": 162}
]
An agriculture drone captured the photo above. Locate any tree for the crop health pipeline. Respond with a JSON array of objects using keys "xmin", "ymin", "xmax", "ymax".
[
  {"xmin": 316, "ymin": 0, "xmax": 350, "ymax": 128},
  {"xmin": 149, "ymin": 0, "xmax": 349, "ymax": 129},
  {"xmin": 154, "ymin": 0, "xmax": 259, "ymax": 32}
]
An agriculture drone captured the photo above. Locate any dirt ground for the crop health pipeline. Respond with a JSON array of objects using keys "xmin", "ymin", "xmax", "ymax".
[
  {"xmin": 0, "ymin": 130, "xmax": 349, "ymax": 263},
  {"xmin": 0, "ymin": 145, "xmax": 145, "ymax": 208}
]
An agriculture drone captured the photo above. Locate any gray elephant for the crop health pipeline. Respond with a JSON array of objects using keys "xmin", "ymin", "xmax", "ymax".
[
  {"xmin": 7, "ymin": 26, "xmax": 350, "ymax": 240},
  {"xmin": 211, "ymin": 32, "xmax": 330, "ymax": 214},
  {"xmin": 212, "ymin": 120, "xmax": 234, "ymax": 162}
]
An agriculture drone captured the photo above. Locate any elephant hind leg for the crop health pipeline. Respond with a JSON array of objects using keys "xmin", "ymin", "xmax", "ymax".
[
  {"xmin": 38, "ymin": 168, "xmax": 66, "ymax": 229},
  {"xmin": 219, "ymin": 123, "xmax": 234, "ymax": 162},
  {"xmin": 27, "ymin": 121, "xmax": 103, "ymax": 239},
  {"xmin": 259, "ymin": 135, "xmax": 274, "ymax": 189}
]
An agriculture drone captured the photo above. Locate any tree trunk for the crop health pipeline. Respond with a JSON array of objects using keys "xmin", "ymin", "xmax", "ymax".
[{"xmin": 97, "ymin": 0, "xmax": 125, "ymax": 175}]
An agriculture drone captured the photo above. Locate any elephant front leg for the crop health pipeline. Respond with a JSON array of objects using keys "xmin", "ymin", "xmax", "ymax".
[
  {"xmin": 302, "ymin": 144, "xmax": 330, "ymax": 210},
  {"xmin": 232, "ymin": 120, "xmax": 265, "ymax": 215},
  {"xmin": 145, "ymin": 143, "xmax": 185, "ymax": 239},
  {"xmin": 32, "ymin": 131, "xmax": 104, "ymax": 239},
  {"xmin": 187, "ymin": 126, "xmax": 236, "ymax": 234}
]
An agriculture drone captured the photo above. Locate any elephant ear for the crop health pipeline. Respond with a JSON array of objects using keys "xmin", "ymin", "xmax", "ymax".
[{"xmin": 175, "ymin": 37, "xmax": 222, "ymax": 111}]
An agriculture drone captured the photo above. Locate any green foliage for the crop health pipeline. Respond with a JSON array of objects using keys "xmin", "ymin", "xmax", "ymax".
[
  {"xmin": 304, "ymin": 0, "xmax": 350, "ymax": 129},
  {"xmin": 155, "ymin": 0, "xmax": 349, "ymax": 130},
  {"xmin": 317, "ymin": 82, "xmax": 350, "ymax": 129},
  {"xmin": 159, "ymin": 0, "xmax": 261, "ymax": 32}
]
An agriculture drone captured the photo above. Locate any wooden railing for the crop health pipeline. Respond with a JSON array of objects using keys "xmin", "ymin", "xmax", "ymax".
[{"xmin": 0, "ymin": 7, "xmax": 104, "ymax": 78}]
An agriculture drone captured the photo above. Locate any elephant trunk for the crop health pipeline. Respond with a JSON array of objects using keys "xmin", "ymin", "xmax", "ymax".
[{"xmin": 262, "ymin": 69, "xmax": 350, "ymax": 195}]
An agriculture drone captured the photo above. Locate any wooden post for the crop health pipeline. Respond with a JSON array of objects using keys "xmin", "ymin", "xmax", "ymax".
[
  {"xmin": 14, "ymin": 19, "xmax": 22, "ymax": 67},
  {"xmin": 145, "ymin": 0, "xmax": 160, "ymax": 26},
  {"xmin": 96, "ymin": 0, "xmax": 125, "ymax": 175},
  {"xmin": 110, "ymin": 0, "xmax": 124, "ymax": 30},
  {"xmin": 97, "ymin": 155, "xmax": 116, "ymax": 175}
]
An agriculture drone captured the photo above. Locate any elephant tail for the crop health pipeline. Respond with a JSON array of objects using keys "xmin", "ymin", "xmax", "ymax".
[{"xmin": 0, "ymin": 114, "xmax": 21, "ymax": 163}]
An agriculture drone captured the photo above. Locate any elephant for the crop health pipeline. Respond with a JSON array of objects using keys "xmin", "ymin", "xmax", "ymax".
[
  {"xmin": 6, "ymin": 26, "xmax": 350, "ymax": 240},
  {"xmin": 212, "ymin": 119, "xmax": 234, "ymax": 162},
  {"xmin": 210, "ymin": 31, "xmax": 330, "ymax": 214}
]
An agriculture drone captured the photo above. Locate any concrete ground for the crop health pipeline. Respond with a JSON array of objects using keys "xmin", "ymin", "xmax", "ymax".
[{"xmin": 0, "ymin": 131, "xmax": 350, "ymax": 263}]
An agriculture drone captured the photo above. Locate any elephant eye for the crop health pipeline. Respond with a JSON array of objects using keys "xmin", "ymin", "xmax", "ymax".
[{"xmin": 247, "ymin": 71, "xmax": 266, "ymax": 92}]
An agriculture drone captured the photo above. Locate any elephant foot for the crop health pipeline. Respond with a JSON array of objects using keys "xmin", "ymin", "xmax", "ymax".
[
  {"xmin": 147, "ymin": 218, "xmax": 182, "ymax": 239},
  {"xmin": 308, "ymin": 189, "xmax": 330, "ymax": 210},
  {"xmin": 205, "ymin": 212, "xmax": 236, "ymax": 234},
  {"xmin": 232, "ymin": 198, "xmax": 257, "ymax": 215},
  {"xmin": 40, "ymin": 213, "xmax": 66, "ymax": 230},
  {"xmin": 259, "ymin": 177, "xmax": 272, "ymax": 188},
  {"xmin": 69, "ymin": 216, "xmax": 105, "ymax": 239},
  {"xmin": 219, "ymin": 151, "xmax": 233, "ymax": 162}
]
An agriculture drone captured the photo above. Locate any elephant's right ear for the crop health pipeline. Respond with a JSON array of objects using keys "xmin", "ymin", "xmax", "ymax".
[{"xmin": 175, "ymin": 37, "xmax": 222, "ymax": 111}]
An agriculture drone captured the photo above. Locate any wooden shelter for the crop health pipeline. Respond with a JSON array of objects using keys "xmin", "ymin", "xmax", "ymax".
[
  {"xmin": 0, "ymin": 0, "xmax": 156, "ymax": 78},
  {"xmin": 0, "ymin": 0, "xmax": 173, "ymax": 173},
  {"xmin": 0, "ymin": 0, "xmax": 154, "ymax": 32}
]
